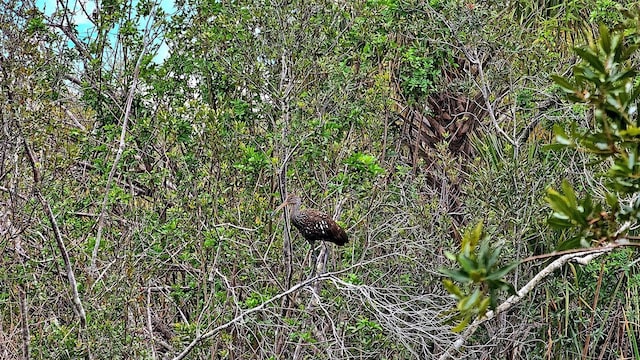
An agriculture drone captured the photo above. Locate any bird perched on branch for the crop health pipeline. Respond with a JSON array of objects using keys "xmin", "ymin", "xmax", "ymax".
[{"xmin": 275, "ymin": 194, "xmax": 348, "ymax": 246}]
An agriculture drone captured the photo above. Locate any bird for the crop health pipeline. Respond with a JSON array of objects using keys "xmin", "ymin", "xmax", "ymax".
[{"xmin": 275, "ymin": 194, "xmax": 348, "ymax": 246}]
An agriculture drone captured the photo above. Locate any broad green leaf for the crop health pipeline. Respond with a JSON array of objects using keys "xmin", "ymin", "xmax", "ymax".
[
  {"xmin": 546, "ymin": 189, "xmax": 574, "ymax": 217},
  {"xmin": 478, "ymin": 240, "xmax": 491, "ymax": 263},
  {"xmin": 485, "ymin": 245, "xmax": 502, "ymax": 269},
  {"xmin": 547, "ymin": 216, "xmax": 573, "ymax": 228},
  {"xmin": 598, "ymin": 24, "xmax": 611, "ymax": 56},
  {"xmin": 605, "ymin": 192, "xmax": 619, "ymax": 209},
  {"xmin": 609, "ymin": 32, "xmax": 623, "ymax": 61},
  {"xmin": 560, "ymin": 180, "xmax": 577, "ymax": 208},
  {"xmin": 457, "ymin": 254, "xmax": 478, "ymax": 274}
]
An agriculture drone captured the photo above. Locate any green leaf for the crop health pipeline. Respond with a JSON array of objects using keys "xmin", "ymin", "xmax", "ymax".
[
  {"xmin": 546, "ymin": 189, "xmax": 573, "ymax": 217},
  {"xmin": 547, "ymin": 215, "xmax": 573, "ymax": 229},
  {"xmin": 543, "ymin": 143, "xmax": 570, "ymax": 151},
  {"xmin": 478, "ymin": 240, "xmax": 491, "ymax": 264},
  {"xmin": 478, "ymin": 296, "xmax": 491, "ymax": 317},
  {"xmin": 461, "ymin": 222, "xmax": 483, "ymax": 256},
  {"xmin": 444, "ymin": 251, "xmax": 457, "ymax": 261},
  {"xmin": 557, "ymin": 237, "xmax": 585, "ymax": 251},
  {"xmin": 439, "ymin": 268, "xmax": 472, "ymax": 284},
  {"xmin": 451, "ymin": 316, "xmax": 469, "ymax": 333},
  {"xmin": 560, "ymin": 180, "xmax": 578, "ymax": 208},
  {"xmin": 457, "ymin": 254, "xmax": 478, "ymax": 274},
  {"xmin": 485, "ymin": 261, "xmax": 520, "ymax": 281},
  {"xmin": 551, "ymin": 75, "xmax": 576, "ymax": 92},
  {"xmin": 442, "ymin": 279, "xmax": 464, "ymax": 298},
  {"xmin": 620, "ymin": 125, "xmax": 640, "ymax": 137},
  {"xmin": 605, "ymin": 192, "xmax": 619, "ymax": 209},
  {"xmin": 598, "ymin": 24, "xmax": 611, "ymax": 56},
  {"xmin": 552, "ymin": 124, "xmax": 573, "ymax": 145},
  {"xmin": 458, "ymin": 289, "xmax": 482, "ymax": 311},
  {"xmin": 485, "ymin": 245, "xmax": 502, "ymax": 269},
  {"xmin": 575, "ymin": 47, "xmax": 606, "ymax": 74}
]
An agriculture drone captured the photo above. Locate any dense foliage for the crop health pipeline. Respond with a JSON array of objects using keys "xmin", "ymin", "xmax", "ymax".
[{"xmin": 1, "ymin": 0, "xmax": 639, "ymax": 359}]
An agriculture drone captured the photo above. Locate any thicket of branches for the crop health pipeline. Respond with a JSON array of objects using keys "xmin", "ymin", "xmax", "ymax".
[{"xmin": 1, "ymin": 0, "xmax": 639, "ymax": 359}]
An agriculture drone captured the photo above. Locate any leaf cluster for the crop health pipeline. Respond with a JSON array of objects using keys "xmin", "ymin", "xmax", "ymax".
[
  {"xmin": 440, "ymin": 222, "xmax": 518, "ymax": 332},
  {"xmin": 547, "ymin": 11, "xmax": 640, "ymax": 248},
  {"xmin": 551, "ymin": 22, "xmax": 640, "ymax": 193},
  {"xmin": 545, "ymin": 180, "xmax": 620, "ymax": 249}
]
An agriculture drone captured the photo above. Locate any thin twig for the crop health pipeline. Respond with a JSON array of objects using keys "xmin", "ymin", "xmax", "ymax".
[{"xmin": 146, "ymin": 285, "xmax": 158, "ymax": 360}]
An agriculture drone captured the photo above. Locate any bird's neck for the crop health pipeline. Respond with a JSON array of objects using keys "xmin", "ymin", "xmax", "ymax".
[{"xmin": 290, "ymin": 201, "xmax": 301, "ymax": 216}]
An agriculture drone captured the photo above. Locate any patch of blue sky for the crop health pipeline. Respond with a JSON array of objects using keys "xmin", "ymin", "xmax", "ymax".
[{"xmin": 35, "ymin": 0, "xmax": 175, "ymax": 63}]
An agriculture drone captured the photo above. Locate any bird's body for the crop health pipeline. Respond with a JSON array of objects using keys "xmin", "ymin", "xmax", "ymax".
[{"xmin": 276, "ymin": 194, "xmax": 348, "ymax": 246}]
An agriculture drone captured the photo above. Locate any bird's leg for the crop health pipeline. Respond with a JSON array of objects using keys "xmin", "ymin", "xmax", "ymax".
[
  {"xmin": 309, "ymin": 241, "xmax": 318, "ymax": 278},
  {"xmin": 308, "ymin": 242, "xmax": 329, "ymax": 280}
]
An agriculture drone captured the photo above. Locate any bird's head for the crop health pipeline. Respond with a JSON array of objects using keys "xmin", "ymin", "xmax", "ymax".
[{"xmin": 274, "ymin": 194, "xmax": 301, "ymax": 213}]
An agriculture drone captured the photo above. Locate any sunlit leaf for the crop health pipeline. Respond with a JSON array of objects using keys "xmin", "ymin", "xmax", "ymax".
[
  {"xmin": 442, "ymin": 279, "xmax": 464, "ymax": 299},
  {"xmin": 459, "ymin": 289, "xmax": 482, "ymax": 311},
  {"xmin": 444, "ymin": 251, "xmax": 457, "ymax": 261},
  {"xmin": 451, "ymin": 317, "xmax": 469, "ymax": 333},
  {"xmin": 560, "ymin": 180, "xmax": 577, "ymax": 208}
]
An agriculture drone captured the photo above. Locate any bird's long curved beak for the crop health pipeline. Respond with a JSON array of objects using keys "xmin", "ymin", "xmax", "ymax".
[{"xmin": 273, "ymin": 199, "xmax": 289, "ymax": 216}]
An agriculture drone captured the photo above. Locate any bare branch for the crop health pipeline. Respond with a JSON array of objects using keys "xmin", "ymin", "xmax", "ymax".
[{"xmin": 22, "ymin": 139, "xmax": 88, "ymax": 329}]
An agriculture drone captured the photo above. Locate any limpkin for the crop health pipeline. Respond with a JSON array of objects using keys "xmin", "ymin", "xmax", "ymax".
[{"xmin": 275, "ymin": 194, "xmax": 348, "ymax": 247}]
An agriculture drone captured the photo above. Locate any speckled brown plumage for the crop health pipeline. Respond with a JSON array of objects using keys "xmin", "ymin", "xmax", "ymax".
[{"xmin": 275, "ymin": 194, "xmax": 348, "ymax": 246}]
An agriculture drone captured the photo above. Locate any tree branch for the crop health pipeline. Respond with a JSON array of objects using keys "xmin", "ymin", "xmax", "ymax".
[{"xmin": 23, "ymin": 139, "xmax": 88, "ymax": 328}]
